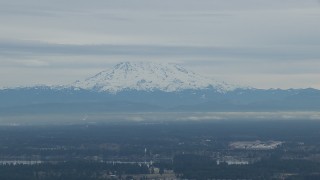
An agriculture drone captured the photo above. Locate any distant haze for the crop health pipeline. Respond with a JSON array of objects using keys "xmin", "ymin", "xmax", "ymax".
[{"xmin": 0, "ymin": 0, "xmax": 319, "ymax": 89}]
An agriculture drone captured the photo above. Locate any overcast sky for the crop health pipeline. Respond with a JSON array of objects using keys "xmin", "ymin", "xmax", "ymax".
[{"xmin": 0, "ymin": 0, "xmax": 319, "ymax": 89}]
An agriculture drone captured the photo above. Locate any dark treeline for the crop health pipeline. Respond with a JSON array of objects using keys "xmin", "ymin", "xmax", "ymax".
[
  {"xmin": 0, "ymin": 120, "xmax": 320, "ymax": 179},
  {"xmin": 0, "ymin": 161, "xmax": 149, "ymax": 180}
]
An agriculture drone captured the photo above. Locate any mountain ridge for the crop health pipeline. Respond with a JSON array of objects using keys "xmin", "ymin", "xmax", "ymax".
[
  {"xmin": 0, "ymin": 62, "xmax": 319, "ymax": 113},
  {"xmin": 1, "ymin": 61, "xmax": 317, "ymax": 92},
  {"xmin": 71, "ymin": 61, "xmax": 239, "ymax": 93}
]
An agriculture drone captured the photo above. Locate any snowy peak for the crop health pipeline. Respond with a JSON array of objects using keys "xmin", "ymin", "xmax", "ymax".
[{"xmin": 72, "ymin": 62, "xmax": 236, "ymax": 93}]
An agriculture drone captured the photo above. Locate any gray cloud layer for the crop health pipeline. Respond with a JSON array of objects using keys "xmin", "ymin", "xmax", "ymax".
[
  {"xmin": 0, "ymin": 0, "xmax": 319, "ymax": 89},
  {"xmin": 1, "ymin": 40, "xmax": 319, "ymax": 60}
]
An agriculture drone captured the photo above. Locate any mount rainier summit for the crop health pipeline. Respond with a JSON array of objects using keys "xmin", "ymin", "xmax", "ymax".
[
  {"xmin": 0, "ymin": 62, "xmax": 319, "ymax": 113},
  {"xmin": 71, "ymin": 62, "xmax": 237, "ymax": 93}
]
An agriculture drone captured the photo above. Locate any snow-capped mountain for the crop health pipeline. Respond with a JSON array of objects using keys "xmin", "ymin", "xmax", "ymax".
[
  {"xmin": 1, "ymin": 61, "xmax": 319, "ymax": 113},
  {"xmin": 72, "ymin": 62, "xmax": 236, "ymax": 93}
]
